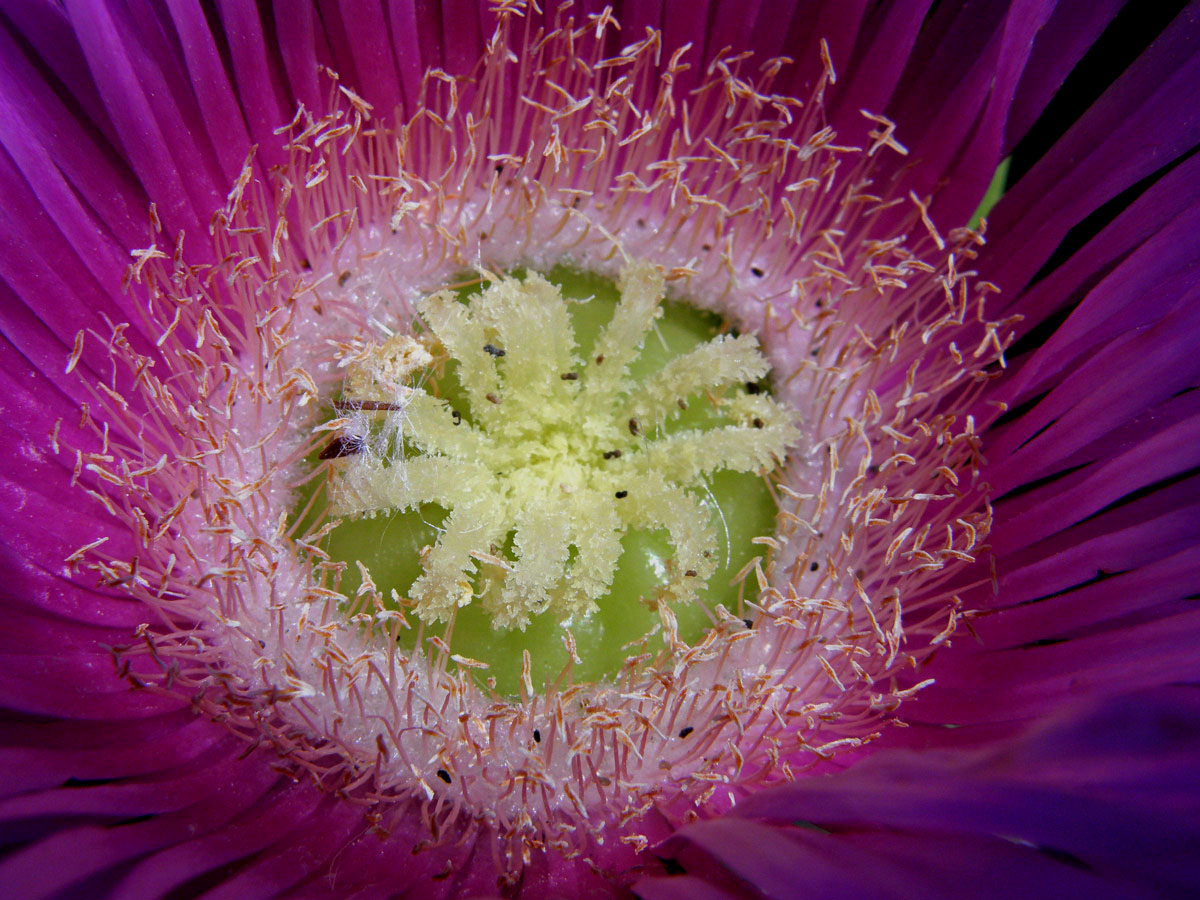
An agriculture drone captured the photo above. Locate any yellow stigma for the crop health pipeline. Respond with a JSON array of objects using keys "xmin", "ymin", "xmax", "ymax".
[{"xmin": 327, "ymin": 262, "xmax": 798, "ymax": 631}]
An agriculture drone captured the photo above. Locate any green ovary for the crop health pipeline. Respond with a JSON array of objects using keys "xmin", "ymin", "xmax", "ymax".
[{"xmin": 313, "ymin": 265, "xmax": 797, "ymax": 693}]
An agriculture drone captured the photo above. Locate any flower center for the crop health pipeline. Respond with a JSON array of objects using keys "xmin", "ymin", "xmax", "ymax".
[
  {"xmin": 75, "ymin": 12, "xmax": 1014, "ymax": 871},
  {"xmin": 311, "ymin": 264, "xmax": 796, "ymax": 691}
]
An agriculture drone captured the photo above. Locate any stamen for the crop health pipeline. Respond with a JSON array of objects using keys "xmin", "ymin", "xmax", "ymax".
[{"xmin": 68, "ymin": 6, "xmax": 1009, "ymax": 873}]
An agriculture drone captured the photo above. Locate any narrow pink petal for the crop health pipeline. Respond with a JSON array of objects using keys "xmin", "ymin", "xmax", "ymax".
[
  {"xmin": 272, "ymin": 0, "xmax": 330, "ymax": 115},
  {"xmin": 217, "ymin": 1, "xmax": 293, "ymax": 170},
  {"xmin": 991, "ymin": 400, "xmax": 1200, "ymax": 551},
  {"xmin": 438, "ymin": 0, "xmax": 485, "ymax": 75},
  {"xmin": 0, "ymin": 751, "xmax": 282, "ymax": 900},
  {"xmin": 998, "ymin": 483, "xmax": 1200, "ymax": 609},
  {"xmin": 998, "ymin": 152, "xmax": 1200, "ymax": 409},
  {"xmin": 0, "ymin": 0, "xmax": 120, "ymax": 146},
  {"xmin": 991, "ymin": 290, "xmax": 1200, "ymax": 487},
  {"xmin": 191, "ymin": 799, "xmax": 367, "ymax": 900},
  {"xmin": 335, "ymin": 0, "xmax": 403, "ymax": 115},
  {"xmin": 984, "ymin": 1, "xmax": 1200, "ymax": 296},
  {"xmin": 64, "ymin": 0, "xmax": 226, "ymax": 245},
  {"xmin": 976, "ymin": 545, "xmax": 1200, "ymax": 650},
  {"xmin": 1003, "ymin": 0, "xmax": 1127, "ymax": 150},
  {"xmin": 0, "ymin": 23, "xmax": 145, "ymax": 251},
  {"xmin": 164, "ymin": 0, "xmax": 256, "ymax": 184},
  {"xmin": 0, "ymin": 717, "xmax": 228, "ymax": 798},
  {"xmin": 109, "ymin": 783, "xmax": 328, "ymax": 900},
  {"xmin": 929, "ymin": 0, "xmax": 1057, "ymax": 224},
  {"xmin": 385, "ymin": 0, "xmax": 425, "ymax": 108},
  {"xmin": 674, "ymin": 689, "xmax": 1200, "ymax": 899},
  {"xmin": 830, "ymin": 0, "xmax": 934, "ymax": 125}
]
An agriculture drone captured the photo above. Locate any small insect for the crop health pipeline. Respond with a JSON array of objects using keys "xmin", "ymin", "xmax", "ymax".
[
  {"xmin": 483, "ymin": 343, "xmax": 506, "ymax": 357},
  {"xmin": 678, "ymin": 726, "xmax": 694, "ymax": 738},
  {"xmin": 628, "ymin": 417, "xmax": 641, "ymax": 436},
  {"xmin": 436, "ymin": 768, "xmax": 452, "ymax": 784},
  {"xmin": 319, "ymin": 434, "xmax": 365, "ymax": 460},
  {"xmin": 614, "ymin": 490, "xmax": 628, "ymax": 499},
  {"xmin": 659, "ymin": 858, "xmax": 687, "ymax": 876}
]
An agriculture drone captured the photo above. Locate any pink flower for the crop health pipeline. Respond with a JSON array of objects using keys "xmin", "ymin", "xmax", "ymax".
[{"xmin": 1, "ymin": 2, "xmax": 1197, "ymax": 898}]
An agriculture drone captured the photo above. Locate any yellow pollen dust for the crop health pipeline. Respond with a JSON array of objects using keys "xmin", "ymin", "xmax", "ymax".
[{"xmin": 328, "ymin": 262, "xmax": 798, "ymax": 630}]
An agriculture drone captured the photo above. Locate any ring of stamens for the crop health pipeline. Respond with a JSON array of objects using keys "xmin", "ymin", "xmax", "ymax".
[{"xmin": 66, "ymin": 5, "xmax": 1014, "ymax": 877}]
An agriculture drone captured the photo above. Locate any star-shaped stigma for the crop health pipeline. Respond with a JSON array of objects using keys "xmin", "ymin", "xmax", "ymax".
[{"xmin": 326, "ymin": 263, "xmax": 799, "ymax": 631}]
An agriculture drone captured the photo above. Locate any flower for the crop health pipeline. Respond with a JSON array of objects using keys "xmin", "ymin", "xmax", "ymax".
[{"xmin": 1, "ymin": 2, "xmax": 1198, "ymax": 899}]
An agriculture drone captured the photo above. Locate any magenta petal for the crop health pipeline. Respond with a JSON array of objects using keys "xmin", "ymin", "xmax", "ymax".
[
  {"xmin": 272, "ymin": 0, "xmax": 332, "ymax": 116},
  {"xmin": 618, "ymin": 0, "xmax": 663, "ymax": 45},
  {"xmin": 660, "ymin": 0, "xmax": 712, "ymax": 94},
  {"xmin": 0, "ymin": 659, "xmax": 180, "ymax": 720},
  {"xmin": 215, "ymin": 2, "xmax": 293, "ymax": 172},
  {"xmin": 436, "ymin": 0, "xmax": 486, "ymax": 76},
  {"xmin": 997, "ymin": 153, "xmax": 1200, "ymax": 416},
  {"xmin": 1000, "ymin": 484, "xmax": 1200, "ymax": 616},
  {"xmin": 881, "ymin": 1, "xmax": 1036, "ymax": 216},
  {"xmin": 1003, "ymin": 0, "xmax": 1127, "ymax": 150},
  {"xmin": 0, "ymin": 738, "xmax": 273, "ymax": 821},
  {"xmin": 985, "ymin": 1, "xmax": 1200, "ymax": 296},
  {"xmin": 926, "ymin": 0, "xmax": 1057, "ymax": 227},
  {"xmin": 0, "ymin": 23, "xmax": 145, "ymax": 253},
  {"xmin": 976, "ymin": 544, "xmax": 1200, "ymax": 652},
  {"xmin": 0, "ymin": 716, "xmax": 228, "ymax": 799},
  {"xmin": 64, "ymin": 0, "xmax": 225, "ymax": 245},
  {"xmin": 384, "ymin": 0, "xmax": 425, "ymax": 108},
  {"xmin": 188, "ymin": 798, "xmax": 368, "ymax": 900},
  {"xmin": 0, "ymin": 0, "xmax": 121, "ymax": 147},
  {"xmin": 830, "ymin": 0, "xmax": 934, "ymax": 124},
  {"xmin": 0, "ymin": 747, "xmax": 282, "ymax": 900},
  {"xmin": 645, "ymin": 822, "xmax": 1145, "ymax": 900},
  {"xmin": 333, "ymin": 0, "xmax": 404, "ymax": 115},
  {"xmin": 635, "ymin": 875, "xmax": 744, "ymax": 900},
  {"xmin": 0, "ymin": 150, "xmax": 135, "ymax": 353},
  {"xmin": 643, "ymin": 689, "xmax": 1200, "ymax": 900},
  {"xmin": 0, "ymin": 607, "xmax": 142, "ymax": 657},
  {"xmin": 991, "ymin": 400, "xmax": 1200, "ymax": 552},
  {"xmin": 108, "ymin": 783, "xmax": 328, "ymax": 900},
  {"xmin": 750, "ymin": 0, "xmax": 869, "ymax": 92},
  {"xmin": 705, "ymin": 0, "xmax": 762, "ymax": 61},
  {"xmin": 163, "ymin": 0, "xmax": 256, "ymax": 184},
  {"xmin": 990, "ymin": 289, "xmax": 1200, "ymax": 489}
]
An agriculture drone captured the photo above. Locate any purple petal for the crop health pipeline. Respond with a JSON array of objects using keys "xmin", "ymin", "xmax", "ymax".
[
  {"xmin": 215, "ymin": 2, "xmax": 293, "ymax": 173},
  {"xmin": 163, "ymin": 0, "xmax": 256, "ymax": 184},
  {"xmin": 643, "ymin": 688, "xmax": 1200, "ymax": 900},
  {"xmin": 829, "ymin": 0, "xmax": 934, "ymax": 123},
  {"xmin": 1003, "ymin": 0, "xmax": 1127, "ymax": 150},
  {"xmin": 333, "ymin": 0, "xmax": 404, "ymax": 115},
  {"xmin": 64, "ymin": 0, "xmax": 224, "ymax": 245},
  {"xmin": 984, "ymin": 0, "xmax": 1200, "ymax": 297}
]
